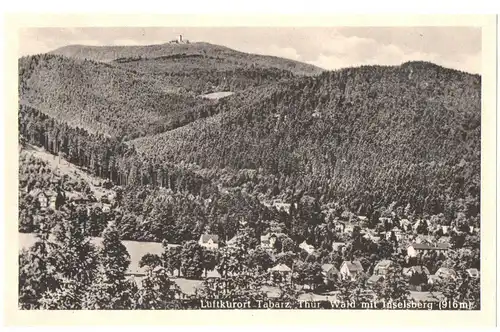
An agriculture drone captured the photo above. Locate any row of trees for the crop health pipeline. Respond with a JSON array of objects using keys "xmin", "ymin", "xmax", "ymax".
[{"xmin": 19, "ymin": 104, "xmax": 213, "ymax": 194}]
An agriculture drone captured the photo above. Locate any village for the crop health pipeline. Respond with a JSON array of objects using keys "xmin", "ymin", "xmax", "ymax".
[{"xmin": 20, "ymin": 173, "xmax": 481, "ymax": 303}]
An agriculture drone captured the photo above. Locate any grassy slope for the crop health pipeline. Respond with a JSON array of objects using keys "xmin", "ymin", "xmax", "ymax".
[{"xmin": 20, "ymin": 144, "xmax": 116, "ymax": 200}]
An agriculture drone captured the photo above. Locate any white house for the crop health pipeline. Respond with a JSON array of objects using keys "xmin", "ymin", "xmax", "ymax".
[
  {"xmin": 321, "ymin": 264, "xmax": 339, "ymax": 283},
  {"xmin": 402, "ymin": 265, "xmax": 430, "ymax": 278},
  {"xmin": 331, "ymin": 242, "xmax": 346, "ymax": 252},
  {"xmin": 199, "ymin": 234, "xmax": 219, "ymax": 250},
  {"xmin": 385, "ymin": 226, "xmax": 403, "ymax": 241},
  {"xmin": 269, "ymin": 263, "xmax": 292, "ymax": 282},
  {"xmin": 339, "ymin": 261, "xmax": 364, "ymax": 280},
  {"xmin": 260, "ymin": 233, "xmax": 279, "ymax": 250},
  {"xmin": 357, "ymin": 216, "xmax": 368, "ymax": 222},
  {"xmin": 373, "ymin": 260, "xmax": 393, "ymax": 276},
  {"xmin": 466, "ymin": 268, "xmax": 480, "ymax": 278},
  {"xmin": 407, "ymin": 242, "xmax": 450, "ymax": 258},
  {"xmin": 435, "ymin": 267, "xmax": 457, "ymax": 281},
  {"xmin": 299, "ymin": 240, "xmax": 315, "ymax": 254},
  {"xmin": 334, "ymin": 222, "xmax": 346, "ymax": 233}
]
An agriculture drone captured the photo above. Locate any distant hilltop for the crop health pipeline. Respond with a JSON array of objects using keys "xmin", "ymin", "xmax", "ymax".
[{"xmin": 169, "ymin": 34, "xmax": 190, "ymax": 44}]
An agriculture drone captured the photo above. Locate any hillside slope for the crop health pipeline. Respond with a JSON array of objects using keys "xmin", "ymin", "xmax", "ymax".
[
  {"xmin": 132, "ymin": 62, "xmax": 481, "ymax": 215},
  {"xmin": 18, "ymin": 54, "xmax": 217, "ymax": 139},
  {"xmin": 50, "ymin": 42, "xmax": 324, "ymax": 76},
  {"xmin": 112, "ymin": 54, "xmax": 297, "ymax": 95},
  {"xmin": 19, "ymin": 50, "xmax": 306, "ymax": 138}
]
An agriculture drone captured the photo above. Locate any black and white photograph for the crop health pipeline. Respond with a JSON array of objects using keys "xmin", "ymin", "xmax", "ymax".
[{"xmin": 12, "ymin": 21, "xmax": 490, "ymax": 314}]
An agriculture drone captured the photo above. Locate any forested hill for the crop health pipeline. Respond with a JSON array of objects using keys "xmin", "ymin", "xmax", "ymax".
[
  {"xmin": 132, "ymin": 61, "xmax": 481, "ymax": 216},
  {"xmin": 49, "ymin": 42, "xmax": 324, "ymax": 76},
  {"xmin": 18, "ymin": 52, "xmax": 307, "ymax": 139}
]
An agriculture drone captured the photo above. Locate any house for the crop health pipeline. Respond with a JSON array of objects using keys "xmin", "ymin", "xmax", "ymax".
[
  {"xmin": 273, "ymin": 201, "xmax": 292, "ymax": 214},
  {"xmin": 340, "ymin": 261, "xmax": 364, "ymax": 280},
  {"xmin": 357, "ymin": 216, "xmax": 368, "ymax": 223},
  {"xmin": 331, "ymin": 242, "xmax": 346, "ymax": 252},
  {"xmin": 403, "ymin": 265, "xmax": 430, "ymax": 278},
  {"xmin": 367, "ymin": 274, "xmax": 384, "ymax": 286},
  {"xmin": 427, "ymin": 275, "xmax": 441, "ymax": 285},
  {"xmin": 407, "ymin": 243, "xmax": 450, "ymax": 258},
  {"xmin": 321, "ymin": 264, "xmax": 339, "ymax": 283},
  {"xmin": 373, "ymin": 260, "xmax": 393, "ymax": 276},
  {"xmin": 385, "ymin": 226, "xmax": 402, "ymax": 241},
  {"xmin": 399, "ymin": 219, "xmax": 411, "ymax": 231},
  {"xmin": 363, "ymin": 232, "xmax": 381, "ymax": 243},
  {"xmin": 379, "ymin": 217, "xmax": 393, "ymax": 224},
  {"xmin": 269, "ymin": 264, "xmax": 292, "ymax": 282},
  {"xmin": 299, "ymin": 240, "xmax": 315, "ymax": 254},
  {"xmin": 29, "ymin": 189, "xmax": 49, "ymax": 209},
  {"xmin": 466, "ymin": 268, "xmax": 480, "ymax": 278},
  {"xmin": 334, "ymin": 222, "xmax": 346, "ymax": 233},
  {"xmin": 442, "ymin": 225, "xmax": 450, "ymax": 234},
  {"xmin": 260, "ymin": 233, "xmax": 279, "ymax": 250},
  {"xmin": 102, "ymin": 203, "xmax": 112, "ymax": 213},
  {"xmin": 199, "ymin": 234, "xmax": 219, "ymax": 250},
  {"xmin": 29, "ymin": 189, "xmax": 63, "ymax": 210},
  {"xmin": 435, "ymin": 267, "xmax": 457, "ymax": 281},
  {"xmin": 67, "ymin": 192, "xmax": 89, "ymax": 206},
  {"xmin": 344, "ymin": 223, "xmax": 355, "ymax": 234}
]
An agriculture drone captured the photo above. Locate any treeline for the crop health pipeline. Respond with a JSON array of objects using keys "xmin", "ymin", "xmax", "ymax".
[
  {"xmin": 133, "ymin": 62, "xmax": 481, "ymax": 218},
  {"xmin": 115, "ymin": 55, "xmax": 296, "ymax": 95},
  {"xmin": 19, "ymin": 104, "xmax": 212, "ymax": 194}
]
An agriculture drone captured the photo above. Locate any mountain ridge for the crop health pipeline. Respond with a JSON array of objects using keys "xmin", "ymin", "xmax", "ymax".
[
  {"xmin": 49, "ymin": 41, "xmax": 324, "ymax": 76},
  {"xmin": 131, "ymin": 61, "xmax": 480, "ymax": 215}
]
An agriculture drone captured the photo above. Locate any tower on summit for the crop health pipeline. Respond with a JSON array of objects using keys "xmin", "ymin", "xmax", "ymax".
[{"xmin": 169, "ymin": 34, "xmax": 190, "ymax": 44}]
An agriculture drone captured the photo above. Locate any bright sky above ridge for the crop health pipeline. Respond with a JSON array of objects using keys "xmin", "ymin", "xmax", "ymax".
[{"xmin": 19, "ymin": 27, "xmax": 481, "ymax": 74}]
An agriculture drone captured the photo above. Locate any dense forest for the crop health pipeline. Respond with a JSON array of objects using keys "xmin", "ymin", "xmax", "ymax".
[
  {"xmin": 18, "ymin": 59, "xmax": 482, "ymax": 236},
  {"xmin": 115, "ymin": 54, "xmax": 297, "ymax": 95},
  {"xmin": 18, "ymin": 53, "xmax": 302, "ymax": 139},
  {"xmin": 18, "ymin": 42, "xmax": 482, "ymax": 309},
  {"xmin": 133, "ymin": 62, "xmax": 481, "ymax": 218},
  {"xmin": 19, "ymin": 54, "xmax": 214, "ymax": 139},
  {"xmin": 19, "ymin": 104, "xmax": 212, "ymax": 194}
]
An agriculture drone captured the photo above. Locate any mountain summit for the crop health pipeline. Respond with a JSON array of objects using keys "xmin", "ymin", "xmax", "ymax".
[{"xmin": 49, "ymin": 41, "xmax": 324, "ymax": 76}]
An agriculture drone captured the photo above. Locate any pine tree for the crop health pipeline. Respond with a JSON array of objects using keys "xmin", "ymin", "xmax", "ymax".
[
  {"xmin": 374, "ymin": 265, "xmax": 411, "ymax": 305},
  {"xmin": 180, "ymin": 241, "xmax": 204, "ymax": 279},
  {"xmin": 134, "ymin": 267, "xmax": 182, "ymax": 309},
  {"xmin": 82, "ymin": 222, "xmax": 137, "ymax": 309},
  {"xmin": 18, "ymin": 226, "xmax": 59, "ymax": 309},
  {"xmin": 41, "ymin": 209, "xmax": 99, "ymax": 309}
]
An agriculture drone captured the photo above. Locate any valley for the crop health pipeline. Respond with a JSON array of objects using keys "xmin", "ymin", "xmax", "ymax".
[{"xmin": 17, "ymin": 39, "xmax": 481, "ymax": 310}]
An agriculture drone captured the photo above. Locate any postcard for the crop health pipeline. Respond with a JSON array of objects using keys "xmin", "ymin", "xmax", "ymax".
[{"xmin": 3, "ymin": 14, "xmax": 497, "ymax": 327}]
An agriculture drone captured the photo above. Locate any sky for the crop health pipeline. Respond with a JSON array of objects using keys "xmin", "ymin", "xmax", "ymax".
[{"xmin": 19, "ymin": 27, "xmax": 481, "ymax": 74}]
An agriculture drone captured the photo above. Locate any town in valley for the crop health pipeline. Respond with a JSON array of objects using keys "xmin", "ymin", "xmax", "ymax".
[{"xmin": 17, "ymin": 29, "xmax": 481, "ymax": 310}]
